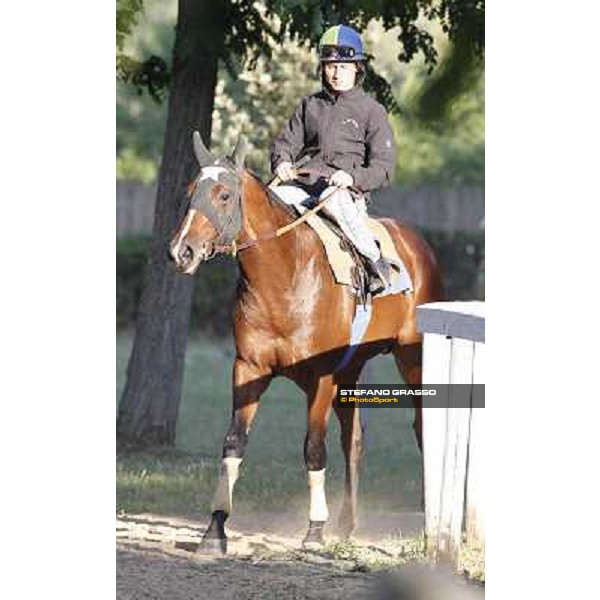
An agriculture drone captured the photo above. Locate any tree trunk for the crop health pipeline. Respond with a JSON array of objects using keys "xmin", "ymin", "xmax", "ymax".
[{"xmin": 117, "ymin": 0, "xmax": 223, "ymax": 447}]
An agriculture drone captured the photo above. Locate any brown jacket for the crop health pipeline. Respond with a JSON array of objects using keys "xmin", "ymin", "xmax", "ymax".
[{"xmin": 270, "ymin": 86, "xmax": 396, "ymax": 197}]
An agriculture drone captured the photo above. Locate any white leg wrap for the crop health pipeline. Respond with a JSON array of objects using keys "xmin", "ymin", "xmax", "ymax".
[
  {"xmin": 211, "ymin": 457, "xmax": 242, "ymax": 514},
  {"xmin": 308, "ymin": 468, "xmax": 329, "ymax": 522}
]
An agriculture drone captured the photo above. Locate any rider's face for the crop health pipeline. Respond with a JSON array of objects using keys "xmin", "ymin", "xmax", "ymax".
[{"xmin": 324, "ymin": 62, "xmax": 357, "ymax": 92}]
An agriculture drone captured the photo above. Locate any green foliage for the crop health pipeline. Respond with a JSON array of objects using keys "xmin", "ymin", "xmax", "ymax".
[
  {"xmin": 322, "ymin": 536, "xmax": 427, "ymax": 569},
  {"xmin": 116, "ymin": 77, "xmax": 168, "ymax": 169},
  {"xmin": 119, "ymin": 55, "xmax": 170, "ymax": 104},
  {"xmin": 412, "ymin": 36, "xmax": 483, "ymax": 122},
  {"xmin": 436, "ymin": 0, "xmax": 485, "ymax": 57},
  {"xmin": 220, "ymin": 1, "xmax": 278, "ymax": 73},
  {"xmin": 116, "ymin": 1, "xmax": 175, "ymax": 175},
  {"xmin": 116, "ymin": 2, "xmax": 484, "ymax": 185},
  {"xmin": 117, "ymin": 1, "xmax": 164, "ymax": 100},
  {"xmin": 117, "ymin": 0, "xmax": 175, "ymax": 102},
  {"xmin": 211, "ymin": 37, "xmax": 319, "ymax": 177},
  {"xmin": 363, "ymin": 20, "xmax": 484, "ymax": 185},
  {"xmin": 116, "ymin": 147, "xmax": 158, "ymax": 183},
  {"xmin": 393, "ymin": 68, "xmax": 484, "ymax": 185},
  {"xmin": 116, "ymin": 1, "xmax": 484, "ymax": 110},
  {"xmin": 116, "ymin": 0, "xmax": 145, "ymax": 52},
  {"xmin": 266, "ymin": 1, "xmax": 436, "ymax": 67},
  {"xmin": 363, "ymin": 61, "xmax": 403, "ymax": 116}
]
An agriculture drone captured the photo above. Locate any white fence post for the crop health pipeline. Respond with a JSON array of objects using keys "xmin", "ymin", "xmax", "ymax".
[
  {"xmin": 417, "ymin": 301, "xmax": 485, "ymax": 566},
  {"xmin": 421, "ymin": 333, "xmax": 451, "ymax": 558},
  {"xmin": 466, "ymin": 342, "xmax": 485, "ymax": 549}
]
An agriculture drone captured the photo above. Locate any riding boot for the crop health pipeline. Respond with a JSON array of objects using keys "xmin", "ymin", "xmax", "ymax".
[{"xmin": 366, "ymin": 256, "xmax": 392, "ymax": 294}]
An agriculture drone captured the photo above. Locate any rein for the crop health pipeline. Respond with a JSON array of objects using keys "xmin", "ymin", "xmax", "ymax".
[{"xmin": 213, "ymin": 181, "xmax": 356, "ymax": 257}]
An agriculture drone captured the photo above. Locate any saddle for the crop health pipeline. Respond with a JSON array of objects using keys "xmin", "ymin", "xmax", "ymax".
[{"xmin": 292, "ymin": 207, "xmax": 413, "ymax": 302}]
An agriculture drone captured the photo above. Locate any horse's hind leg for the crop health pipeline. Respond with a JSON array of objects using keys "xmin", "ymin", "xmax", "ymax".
[
  {"xmin": 393, "ymin": 342, "xmax": 426, "ymax": 511},
  {"xmin": 200, "ymin": 359, "xmax": 272, "ymax": 554},
  {"xmin": 333, "ymin": 366, "xmax": 364, "ymax": 539},
  {"xmin": 334, "ymin": 402, "xmax": 363, "ymax": 539},
  {"xmin": 302, "ymin": 374, "xmax": 336, "ymax": 550}
]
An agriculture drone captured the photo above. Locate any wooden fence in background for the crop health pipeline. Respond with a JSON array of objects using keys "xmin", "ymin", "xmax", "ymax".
[
  {"xmin": 116, "ymin": 182, "xmax": 156, "ymax": 237},
  {"xmin": 116, "ymin": 181, "xmax": 484, "ymax": 237}
]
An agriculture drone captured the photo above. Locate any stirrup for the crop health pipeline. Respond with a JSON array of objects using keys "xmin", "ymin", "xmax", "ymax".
[
  {"xmin": 373, "ymin": 257, "xmax": 392, "ymax": 286},
  {"xmin": 366, "ymin": 257, "xmax": 390, "ymax": 294}
]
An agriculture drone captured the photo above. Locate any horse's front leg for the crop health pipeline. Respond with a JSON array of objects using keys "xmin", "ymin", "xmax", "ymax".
[
  {"xmin": 302, "ymin": 375, "xmax": 335, "ymax": 550},
  {"xmin": 200, "ymin": 358, "xmax": 272, "ymax": 554}
]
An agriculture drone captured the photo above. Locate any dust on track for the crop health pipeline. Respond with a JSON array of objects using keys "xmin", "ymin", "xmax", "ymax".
[{"xmin": 116, "ymin": 511, "xmax": 427, "ymax": 600}]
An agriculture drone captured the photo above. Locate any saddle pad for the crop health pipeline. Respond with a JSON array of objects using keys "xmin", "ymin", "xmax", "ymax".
[{"xmin": 301, "ymin": 212, "xmax": 413, "ymax": 294}]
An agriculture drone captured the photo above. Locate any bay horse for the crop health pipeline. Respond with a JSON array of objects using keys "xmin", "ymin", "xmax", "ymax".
[{"xmin": 170, "ymin": 132, "xmax": 443, "ymax": 553}]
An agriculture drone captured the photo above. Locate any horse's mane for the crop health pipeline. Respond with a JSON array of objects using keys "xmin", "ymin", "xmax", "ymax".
[{"xmin": 245, "ymin": 168, "xmax": 300, "ymax": 222}]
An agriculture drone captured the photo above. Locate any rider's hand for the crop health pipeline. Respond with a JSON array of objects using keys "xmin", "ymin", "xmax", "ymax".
[
  {"xmin": 329, "ymin": 170, "xmax": 354, "ymax": 188},
  {"xmin": 275, "ymin": 161, "xmax": 296, "ymax": 182}
]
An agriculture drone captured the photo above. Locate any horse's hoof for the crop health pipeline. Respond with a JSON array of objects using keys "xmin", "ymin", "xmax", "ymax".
[
  {"xmin": 198, "ymin": 510, "xmax": 228, "ymax": 554},
  {"xmin": 302, "ymin": 520, "xmax": 325, "ymax": 551},
  {"xmin": 198, "ymin": 536, "xmax": 227, "ymax": 555},
  {"xmin": 302, "ymin": 539, "xmax": 325, "ymax": 551}
]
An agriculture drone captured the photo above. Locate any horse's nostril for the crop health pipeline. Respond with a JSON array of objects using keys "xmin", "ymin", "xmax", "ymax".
[{"xmin": 180, "ymin": 244, "xmax": 193, "ymax": 262}]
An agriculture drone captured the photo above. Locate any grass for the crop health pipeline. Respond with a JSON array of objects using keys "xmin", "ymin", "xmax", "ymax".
[
  {"xmin": 117, "ymin": 332, "xmax": 423, "ymax": 518},
  {"xmin": 323, "ymin": 535, "xmax": 428, "ymax": 570}
]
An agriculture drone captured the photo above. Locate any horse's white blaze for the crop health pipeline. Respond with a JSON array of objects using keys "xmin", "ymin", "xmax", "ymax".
[
  {"xmin": 308, "ymin": 468, "xmax": 329, "ymax": 521},
  {"xmin": 171, "ymin": 209, "xmax": 197, "ymax": 260},
  {"xmin": 180, "ymin": 208, "xmax": 197, "ymax": 238},
  {"xmin": 211, "ymin": 456, "xmax": 242, "ymax": 514},
  {"xmin": 200, "ymin": 166, "xmax": 227, "ymax": 182}
]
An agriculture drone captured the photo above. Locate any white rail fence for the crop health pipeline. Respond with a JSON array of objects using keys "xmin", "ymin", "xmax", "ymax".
[{"xmin": 417, "ymin": 301, "xmax": 485, "ymax": 565}]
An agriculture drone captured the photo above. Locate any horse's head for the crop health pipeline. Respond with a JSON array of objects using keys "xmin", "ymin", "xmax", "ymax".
[{"xmin": 170, "ymin": 131, "xmax": 249, "ymax": 274}]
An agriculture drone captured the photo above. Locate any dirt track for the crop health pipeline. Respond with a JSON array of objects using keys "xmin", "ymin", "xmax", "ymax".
[
  {"xmin": 116, "ymin": 512, "xmax": 483, "ymax": 600},
  {"xmin": 116, "ymin": 512, "xmax": 421, "ymax": 599},
  {"xmin": 117, "ymin": 541, "xmax": 377, "ymax": 600}
]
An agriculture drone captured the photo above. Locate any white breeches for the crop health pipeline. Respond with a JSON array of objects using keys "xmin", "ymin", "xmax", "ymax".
[{"xmin": 273, "ymin": 185, "xmax": 382, "ymax": 262}]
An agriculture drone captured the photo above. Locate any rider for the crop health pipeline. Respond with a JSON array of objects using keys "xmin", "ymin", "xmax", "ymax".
[{"xmin": 270, "ymin": 24, "xmax": 397, "ymax": 291}]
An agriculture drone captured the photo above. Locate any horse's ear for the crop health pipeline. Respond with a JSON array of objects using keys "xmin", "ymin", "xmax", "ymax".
[
  {"xmin": 192, "ymin": 130, "xmax": 213, "ymax": 167},
  {"xmin": 231, "ymin": 135, "xmax": 248, "ymax": 169}
]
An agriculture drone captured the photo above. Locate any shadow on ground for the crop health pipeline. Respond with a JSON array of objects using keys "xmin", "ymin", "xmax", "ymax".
[{"xmin": 117, "ymin": 512, "xmax": 484, "ymax": 600}]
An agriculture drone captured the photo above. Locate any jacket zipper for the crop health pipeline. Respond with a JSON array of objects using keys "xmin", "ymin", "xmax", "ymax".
[{"xmin": 320, "ymin": 96, "xmax": 338, "ymax": 163}]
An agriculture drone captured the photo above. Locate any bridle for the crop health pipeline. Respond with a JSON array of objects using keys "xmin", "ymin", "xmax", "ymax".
[
  {"xmin": 183, "ymin": 131, "xmax": 360, "ymax": 261},
  {"xmin": 186, "ymin": 161, "xmax": 244, "ymax": 259},
  {"xmin": 197, "ymin": 168, "xmax": 360, "ymax": 259},
  {"xmin": 183, "ymin": 129, "xmax": 361, "ymax": 262}
]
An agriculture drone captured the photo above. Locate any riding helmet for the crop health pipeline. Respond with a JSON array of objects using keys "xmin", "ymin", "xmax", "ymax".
[{"xmin": 318, "ymin": 25, "xmax": 367, "ymax": 63}]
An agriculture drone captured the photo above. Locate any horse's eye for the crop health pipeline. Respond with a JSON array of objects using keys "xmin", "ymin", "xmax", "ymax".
[{"xmin": 220, "ymin": 192, "xmax": 231, "ymax": 202}]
